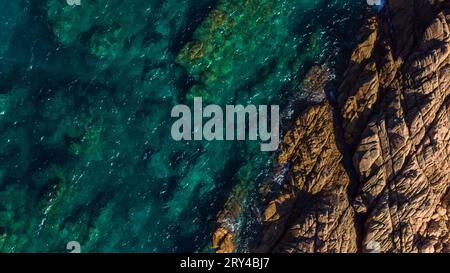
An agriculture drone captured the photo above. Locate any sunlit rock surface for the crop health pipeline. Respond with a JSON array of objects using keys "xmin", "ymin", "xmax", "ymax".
[{"xmin": 245, "ymin": 0, "xmax": 450, "ymax": 253}]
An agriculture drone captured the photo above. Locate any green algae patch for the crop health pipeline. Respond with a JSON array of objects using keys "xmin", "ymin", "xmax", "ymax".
[{"xmin": 176, "ymin": 0, "xmax": 319, "ymax": 104}]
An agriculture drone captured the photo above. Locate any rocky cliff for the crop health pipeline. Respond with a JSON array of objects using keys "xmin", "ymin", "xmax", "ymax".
[{"xmin": 214, "ymin": 0, "xmax": 450, "ymax": 253}]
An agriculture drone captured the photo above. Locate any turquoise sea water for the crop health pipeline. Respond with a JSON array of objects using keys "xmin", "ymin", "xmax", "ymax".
[{"xmin": 0, "ymin": 0, "xmax": 369, "ymax": 252}]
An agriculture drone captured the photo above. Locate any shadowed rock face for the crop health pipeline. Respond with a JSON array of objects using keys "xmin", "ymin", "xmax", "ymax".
[{"xmin": 214, "ymin": 0, "xmax": 450, "ymax": 253}]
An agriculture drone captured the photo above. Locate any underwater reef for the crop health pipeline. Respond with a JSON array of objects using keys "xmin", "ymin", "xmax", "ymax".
[{"xmin": 0, "ymin": 0, "xmax": 448, "ymax": 253}]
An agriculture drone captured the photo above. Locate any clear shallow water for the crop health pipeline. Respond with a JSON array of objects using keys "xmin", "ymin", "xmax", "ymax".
[{"xmin": 0, "ymin": 0, "xmax": 368, "ymax": 252}]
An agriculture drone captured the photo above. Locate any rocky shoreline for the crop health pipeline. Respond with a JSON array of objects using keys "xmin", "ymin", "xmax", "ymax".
[{"xmin": 214, "ymin": 0, "xmax": 450, "ymax": 253}]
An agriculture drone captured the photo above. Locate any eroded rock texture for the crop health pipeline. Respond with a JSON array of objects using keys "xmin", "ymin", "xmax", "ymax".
[
  {"xmin": 215, "ymin": 0, "xmax": 450, "ymax": 253},
  {"xmin": 352, "ymin": 8, "xmax": 450, "ymax": 254},
  {"xmin": 254, "ymin": 103, "xmax": 359, "ymax": 253}
]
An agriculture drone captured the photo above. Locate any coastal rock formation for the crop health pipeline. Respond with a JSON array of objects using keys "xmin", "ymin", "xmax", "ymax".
[
  {"xmin": 254, "ymin": 103, "xmax": 359, "ymax": 253},
  {"xmin": 212, "ymin": 184, "xmax": 246, "ymax": 253},
  {"xmin": 352, "ymin": 8, "xmax": 450, "ymax": 253},
  {"xmin": 214, "ymin": 0, "xmax": 450, "ymax": 253}
]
